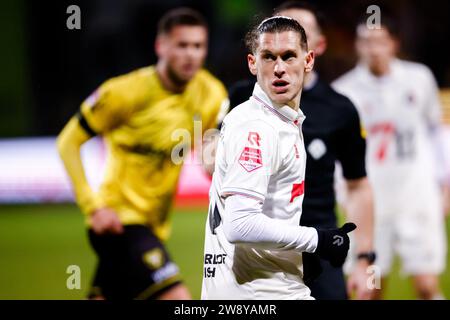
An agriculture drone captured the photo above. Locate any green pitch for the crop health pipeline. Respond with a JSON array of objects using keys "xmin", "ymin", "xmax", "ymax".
[{"xmin": 0, "ymin": 204, "xmax": 449, "ymax": 299}]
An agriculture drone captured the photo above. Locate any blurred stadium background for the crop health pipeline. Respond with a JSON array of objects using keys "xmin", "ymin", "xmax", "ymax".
[{"xmin": 1, "ymin": 0, "xmax": 450, "ymax": 299}]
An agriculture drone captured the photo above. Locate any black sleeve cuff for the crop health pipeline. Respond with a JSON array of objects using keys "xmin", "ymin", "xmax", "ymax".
[{"xmin": 77, "ymin": 112, "xmax": 97, "ymax": 137}]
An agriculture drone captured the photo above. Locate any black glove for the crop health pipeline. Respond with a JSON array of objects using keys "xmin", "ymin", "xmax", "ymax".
[
  {"xmin": 302, "ymin": 252, "xmax": 323, "ymax": 286},
  {"xmin": 315, "ymin": 222, "xmax": 357, "ymax": 268}
]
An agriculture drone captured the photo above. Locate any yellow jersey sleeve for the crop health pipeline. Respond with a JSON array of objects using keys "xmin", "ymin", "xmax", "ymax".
[
  {"xmin": 57, "ymin": 117, "xmax": 103, "ymax": 215},
  {"xmin": 80, "ymin": 75, "xmax": 137, "ymax": 134}
]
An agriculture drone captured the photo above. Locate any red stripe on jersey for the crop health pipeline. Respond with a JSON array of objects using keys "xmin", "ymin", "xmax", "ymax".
[{"xmin": 290, "ymin": 181, "xmax": 305, "ymax": 203}]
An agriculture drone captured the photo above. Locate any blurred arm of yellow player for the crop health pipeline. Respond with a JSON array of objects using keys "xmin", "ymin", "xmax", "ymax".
[
  {"xmin": 57, "ymin": 116, "xmax": 123, "ymax": 235},
  {"xmin": 57, "ymin": 77, "xmax": 133, "ymax": 235},
  {"xmin": 201, "ymin": 98, "xmax": 230, "ymax": 176},
  {"xmin": 201, "ymin": 131, "xmax": 219, "ymax": 176}
]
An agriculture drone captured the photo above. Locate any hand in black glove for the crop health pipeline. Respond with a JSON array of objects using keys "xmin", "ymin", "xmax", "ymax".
[
  {"xmin": 302, "ymin": 252, "xmax": 323, "ymax": 286},
  {"xmin": 315, "ymin": 223, "xmax": 357, "ymax": 268}
]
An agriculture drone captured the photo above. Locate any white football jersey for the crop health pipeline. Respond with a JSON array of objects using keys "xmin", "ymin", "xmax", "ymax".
[
  {"xmin": 201, "ymin": 83, "xmax": 311, "ymax": 300},
  {"xmin": 332, "ymin": 59, "xmax": 443, "ymax": 211}
]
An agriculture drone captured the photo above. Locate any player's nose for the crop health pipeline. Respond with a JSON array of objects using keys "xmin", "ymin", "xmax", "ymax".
[
  {"xmin": 185, "ymin": 44, "xmax": 201, "ymax": 58},
  {"xmin": 274, "ymin": 58, "xmax": 286, "ymax": 78}
]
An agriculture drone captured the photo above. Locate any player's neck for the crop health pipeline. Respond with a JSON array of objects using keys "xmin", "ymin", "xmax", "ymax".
[
  {"xmin": 275, "ymin": 94, "xmax": 301, "ymax": 112},
  {"xmin": 156, "ymin": 62, "xmax": 187, "ymax": 93},
  {"xmin": 368, "ymin": 62, "xmax": 392, "ymax": 78},
  {"xmin": 288, "ymin": 94, "xmax": 301, "ymax": 112},
  {"xmin": 370, "ymin": 68, "xmax": 389, "ymax": 77}
]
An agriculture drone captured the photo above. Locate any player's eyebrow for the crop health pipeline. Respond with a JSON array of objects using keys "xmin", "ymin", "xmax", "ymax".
[
  {"xmin": 281, "ymin": 50, "xmax": 297, "ymax": 59},
  {"xmin": 260, "ymin": 49, "xmax": 298, "ymax": 58},
  {"xmin": 259, "ymin": 49, "xmax": 272, "ymax": 56}
]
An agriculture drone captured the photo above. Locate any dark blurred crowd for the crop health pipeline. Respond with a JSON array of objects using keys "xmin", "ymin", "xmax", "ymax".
[{"xmin": 1, "ymin": 0, "xmax": 449, "ymax": 136}]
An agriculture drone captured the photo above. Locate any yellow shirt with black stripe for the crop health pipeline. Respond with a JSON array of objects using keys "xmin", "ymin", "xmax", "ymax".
[{"xmin": 76, "ymin": 66, "xmax": 227, "ymax": 240}]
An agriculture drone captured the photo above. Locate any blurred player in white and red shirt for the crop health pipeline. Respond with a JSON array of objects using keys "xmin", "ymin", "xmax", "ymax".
[
  {"xmin": 333, "ymin": 18, "xmax": 449, "ymax": 300},
  {"xmin": 202, "ymin": 16, "xmax": 356, "ymax": 300}
]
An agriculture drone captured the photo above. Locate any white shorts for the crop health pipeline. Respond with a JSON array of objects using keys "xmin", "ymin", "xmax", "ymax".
[
  {"xmin": 346, "ymin": 185, "xmax": 447, "ymax": 276},
  {"xmin": 373, "ymin": 201, "xmax": 446, "ymax": 276}
]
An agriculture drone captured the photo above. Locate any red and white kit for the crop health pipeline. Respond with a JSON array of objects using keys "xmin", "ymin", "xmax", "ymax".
[
  {"xmin": 202, "ymin": 83, "xmax": 318, "ymax": 300},
  {"xmin": 333, "ymin": 59, "xmax": 447, "ymax": 275}
]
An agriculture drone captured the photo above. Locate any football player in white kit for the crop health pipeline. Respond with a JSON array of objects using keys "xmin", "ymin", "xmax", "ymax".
[
  {"xmin": 201, "ymin": 16, "xmax": 356, "ymax": 300},
  {"xmin": 333, "ymin": 19, "xmax": 449, "ymax": 300}
]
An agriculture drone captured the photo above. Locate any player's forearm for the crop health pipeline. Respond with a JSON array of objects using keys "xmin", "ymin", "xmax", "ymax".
[
  {"xmin": 345, "ymin": 177, "xmax": 374, "ymax": 253},
  {"xmin": 57, "ymin": 117, "xmax": 99, "ymax": 215},
  {"xmin": 428, "ymin": 125, "xmax": 450, "ymax": 186},
  {"xmin": 222, "ymin": 195, "xmax": 318, "ymax": 253}
]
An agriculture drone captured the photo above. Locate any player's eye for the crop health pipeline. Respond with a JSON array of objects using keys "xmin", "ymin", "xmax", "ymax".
[
  {"xmin": 282, "ymin": 52, "xmax": 296, "ymax": 61},
  {"xmin": 262, "ymin": 53, "xmax": 276, "ymax": 61}
]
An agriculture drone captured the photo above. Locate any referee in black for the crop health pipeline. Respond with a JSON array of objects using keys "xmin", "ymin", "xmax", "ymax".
[{"xmin": 223, "ymin": 2, "xmax": 376, "ymax": 299}]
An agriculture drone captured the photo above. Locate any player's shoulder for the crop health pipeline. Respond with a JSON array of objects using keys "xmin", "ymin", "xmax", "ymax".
[
  {"xmin": 104, "ymin": 65, "xmax": 154, "ymax": 87},
  {"xmin": 223, "ymin": 99, "xmax": 277, "ymax": 134},
  {"xmin": 193, "ymin": 69, "xmax": 227, "ymax": 97},
  {"xmin": 396, "ymin": 59, "xmax": 435, "ymax": 81},
  {"xmin": 99, "ymin": 66, "xmax": 154, "ymax": 104},
  {"xmin": 332, "ymin": 67, "xmax": 360, "ymax": 90},
  {"xmin": 397, "ymin": 59, "xmax": 430, "ymax": 73}
]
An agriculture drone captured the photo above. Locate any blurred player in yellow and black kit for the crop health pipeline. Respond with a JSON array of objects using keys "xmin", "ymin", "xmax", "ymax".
[{"xmin": 57, "ymin": 8, "xmax": 228, "ymax": 300}]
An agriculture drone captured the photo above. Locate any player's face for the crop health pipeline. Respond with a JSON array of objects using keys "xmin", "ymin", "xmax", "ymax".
[
  {"xmin": 248, "ymin": 31, "xmax": 314, "ymax": 106},
  {"xmin": 356, "ymin": 26, "xmax": 397, "ymax": 76},
  {"xmin": 278, "ymin": 9, "xmax": 327, "ymax": 56},
  {"xmin": 158, "ymin": 25, "xmax": 208, "ymax": 84}
]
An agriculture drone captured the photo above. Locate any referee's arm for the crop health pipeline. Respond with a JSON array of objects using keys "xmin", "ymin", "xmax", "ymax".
[
  {"xmin": 345, "ymin": 177, "xmax": 374, "ymax": 258},
  {"xmin": 336, "ymin": 100, "xmax": 375, "ymax": 299}
]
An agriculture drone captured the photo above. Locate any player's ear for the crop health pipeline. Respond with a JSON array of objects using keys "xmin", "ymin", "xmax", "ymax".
[
  {"xmin": 155, "ymin": 35, "xmax": 165, "ymax": 58},
  {"xmin": 304, "ymin": 50, "xmax": 315, "ymax": 73},
  {"xmin": 247, "ymin": 54, "xmax": 257, "ymax": 76}
]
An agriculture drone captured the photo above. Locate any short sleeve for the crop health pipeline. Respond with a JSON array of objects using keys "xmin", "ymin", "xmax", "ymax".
[
  {"xmin": 220, "ymin": 120, "xmax": 279, "ymax": 202},
  {"xmin": 335, "ymin": 100, "xmax": 367, "ymax": 180},
  {"xmin": 80, "ymin": 77, "xmax": 134, "ymax": 134}
]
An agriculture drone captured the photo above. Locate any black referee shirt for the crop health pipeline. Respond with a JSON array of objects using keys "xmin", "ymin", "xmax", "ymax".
[{"xmin": 225, "ymin": 77, "xmax": 366, "ymax": 228}]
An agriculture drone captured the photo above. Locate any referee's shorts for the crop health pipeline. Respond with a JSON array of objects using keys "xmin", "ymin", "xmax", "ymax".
[
  {"xmin": 306, "ymin": 257, "xmax": 348, "ymax": 300},
  {"xmin": 301, "ymin": 216, "xmax": 347, "ymax": 300}
]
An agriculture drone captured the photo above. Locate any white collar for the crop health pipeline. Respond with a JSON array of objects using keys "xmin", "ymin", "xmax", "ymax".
[{"xmin": 251, "ymin": 83, "xmax": 305, "ymax": 125}]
